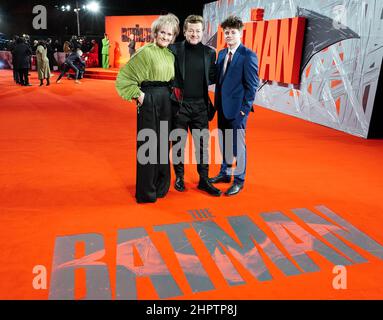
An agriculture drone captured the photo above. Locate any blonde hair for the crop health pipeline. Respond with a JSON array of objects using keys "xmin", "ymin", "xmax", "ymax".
[{"xmin": 151, "ymin": 13, "xmax": 180, "ymax": 41}]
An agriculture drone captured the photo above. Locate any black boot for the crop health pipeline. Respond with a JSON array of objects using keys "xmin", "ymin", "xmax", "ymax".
[
  {"xmin": 209, "ymin": 173, "xmax": 231, "ymax": 184},
  {"xmin": 46, "ymin": 78, "xmax": 50, "ymax": 86},
  {"xmin": 198, "ymin": 178, "xmax": 222, "ymax": 197},
  {"xmin": 174, "ymin": 176, "xmax": 185, "ymax": 192},
  {"xmin": 39, "ymin": 80, "xmax": 44, "ymax": 86}
]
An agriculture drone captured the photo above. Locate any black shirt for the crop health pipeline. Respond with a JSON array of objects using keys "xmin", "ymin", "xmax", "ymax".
[{"xmin": 183, "ymin": 41, "xmax": 205, "ymax": 100}]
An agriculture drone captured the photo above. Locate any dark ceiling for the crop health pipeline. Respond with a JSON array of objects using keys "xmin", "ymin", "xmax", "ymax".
[{"xmin": 0, "ymin": 0, "xmax": 216, "ymax": 40}]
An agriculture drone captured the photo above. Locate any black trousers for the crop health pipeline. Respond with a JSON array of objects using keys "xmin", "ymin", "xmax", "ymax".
[
  {"xmin": 18, "ymin": 68, "xmax": 29, "ymax": 85},
  {"xmin": 13, "ymin": 68, "xmax": 20, "ymax": 83},
  {"xmin": 48, "ymin": 53, "xmax": 56, "ymax": 71},
  {"xmin": 136, "ymin": 82, "xmax": 172, "ymax": 203},
  {"xmin": 172, "ymin": 99, "xmax": 209, "ymax": 179}
]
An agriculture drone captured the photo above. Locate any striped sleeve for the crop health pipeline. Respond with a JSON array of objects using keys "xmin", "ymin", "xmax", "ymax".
[
  {"xmin": 115, "ymin": 44, "xmax": 175, "ymax": 102},
  {"xmin": 115, "ymin": 46, "xmax": 150, "ymax": 102}
]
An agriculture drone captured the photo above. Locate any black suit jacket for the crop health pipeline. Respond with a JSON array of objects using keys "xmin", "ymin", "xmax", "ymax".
[
  {"xmin": 12, "ymin": 43, "xmax": 32, "ymax": 69},
  {"xmin": 169, "ymin": 41, "xmax": 217, "ymax": 120}
]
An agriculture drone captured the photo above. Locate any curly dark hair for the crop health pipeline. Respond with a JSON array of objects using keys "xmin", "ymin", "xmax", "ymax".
[{"xmin": 220, "ymin": 15, "xmax": 244, "ymax": 30}]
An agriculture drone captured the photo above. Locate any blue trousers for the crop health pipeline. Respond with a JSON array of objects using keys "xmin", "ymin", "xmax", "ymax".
[{"xmin": 217, "ymin": 110, "xmax": 248, "ymax": 184}]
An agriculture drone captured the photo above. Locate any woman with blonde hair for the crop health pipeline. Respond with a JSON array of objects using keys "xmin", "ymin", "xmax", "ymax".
[
  {"xmin": 116, "ymin": 13, "xmax": 180, "ymax": 203},
  {"xmin": 63, "ymin": 41, "xmax": 71, "ymax": 56}
]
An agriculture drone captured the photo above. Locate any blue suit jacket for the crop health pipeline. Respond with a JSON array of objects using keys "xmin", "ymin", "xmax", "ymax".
[{"xmin": 215, "ymin": 44, "xmax": 259, "ymax": 120}]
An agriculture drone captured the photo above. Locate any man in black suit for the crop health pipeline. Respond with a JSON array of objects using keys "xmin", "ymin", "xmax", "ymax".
[
  {"xmin": 9, "ymin": 36, "xmax": 21, "ymax": 84},
  {"xmin": 46, "ymin": 38, "xmax": 56, "ymax": 71},
  {"xmin": 169, "ymin": 15, "xmax": 221, "ymax": 197},
  {"xmin": 12, "ymin": 37, "xmax": 32, "ymax": 86}
]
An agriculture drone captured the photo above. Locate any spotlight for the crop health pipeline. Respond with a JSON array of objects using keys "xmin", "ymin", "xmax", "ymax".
[
  {"xmin": 60, "ymin": 5, "xmax": 71, "ymax": 11},
  {"xmin": 86, "ymin": 2, "xmax": 100, "ymax": 13}
]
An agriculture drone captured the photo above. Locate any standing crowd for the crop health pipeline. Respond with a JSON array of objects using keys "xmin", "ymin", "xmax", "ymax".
[{"xmin": 8, "ymin": 34, "xmax": 101, "ymax": 86}]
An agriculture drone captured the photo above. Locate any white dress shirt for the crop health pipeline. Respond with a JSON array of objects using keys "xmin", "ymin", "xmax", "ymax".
[{"xmin": 223, "ymin": 43, "xmax": 241, "ymax": 74}]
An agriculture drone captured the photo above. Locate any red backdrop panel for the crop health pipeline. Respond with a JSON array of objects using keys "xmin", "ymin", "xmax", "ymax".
[{"xmin": 105, "ymin": 15, "xmax": 159, "ymax": 68}]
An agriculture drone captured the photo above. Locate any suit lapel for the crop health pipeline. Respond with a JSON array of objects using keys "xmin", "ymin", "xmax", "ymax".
[
  {"xmin": 229, "ymin": 44, "xmax": 242, "ymax": 70},
  {"xmin": 219, "ymin": 48, "xmax": 228, "ymax": 84},
  {"xmin": 223, "ymin": 44, "xmax": 243, "ymax": 81},
  {"xmin": 179, "ymin": 41, "xmax": 186, "ymax": 81},
  {"xmin": 203, "ymin": 46, "xmax": 209, "ymax": 84}
]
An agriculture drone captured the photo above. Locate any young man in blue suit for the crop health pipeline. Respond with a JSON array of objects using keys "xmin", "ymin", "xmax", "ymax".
[{"xmin": 209, "ymin": 16, "xmax": 259, "ymax": 196}]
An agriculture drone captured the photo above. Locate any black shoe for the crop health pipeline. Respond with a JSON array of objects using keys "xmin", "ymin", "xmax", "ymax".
[
  {"xmin": 46, "ymin": 79, "xmax": 50, "ymax": 86},
  {"xmin": 224, "ymin": 183, "xmax": 244, "ymax": 196},
  {"xmin": 209, "ymin": 173, "xmax": 231, "ymax": 184},
  {"xmin": 174, "ymin": 176, "xmax": 185, "ymax": 192},
  {"xmin": 136, "ymin": 197, "xmax": 157, "ymax": 204},
  {"xmin": 198, "ymin": 178, "xmax": 222, "ymax": 197},
  {"xmin": 39, "ymin": 81, "xmax": 43, "ymax": 86}
]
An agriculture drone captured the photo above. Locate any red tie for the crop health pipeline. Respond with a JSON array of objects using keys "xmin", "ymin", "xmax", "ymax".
[{"xmin": 225, "ymin": 51, "xmax": 232, "ymax": 74}]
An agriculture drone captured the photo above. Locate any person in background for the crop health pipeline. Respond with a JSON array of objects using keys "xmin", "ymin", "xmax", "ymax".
[
  {"xmin": 36, "ymin": 40, "xmax": 51, "ymax": 86},
  {"xmin": 102, "ymin": 33, "xmax": 110, "ymax": 69},
  {"xmin": 12, "ymin": 37, "xmax": 32, "ymax": 86},
  {"xmin": 67, "ymin": 57, "xmax": 86, "ymax": 80},
  {"xmin": 128, "ymin": 33, "xmax": 136, "ymax": 58},
  {"xmin": 23, "ymin": 34, "xmax": 33, "ymax": 72},
  {"xmin": 89, "ymin": 39, "xmax": 99, "ymax": 67},
  {"xmin": 53, "ymin": 40, "xmax": 62, "ymax": 68},
  {"xmin": 114, "ymin": 41, "xmax": 121, "ymax": 68},
  {"xmin": 54, "ymin": 40, "xmax": 62, "ymax": 53},
  {"xmin": 80, "ymin": 36, "xmax": 90, "ymax": 52},
  {"xmin": 46, "ymin": 38, "xmax": 56, "ymax": 72},
  {"xmin": 56, "ymin": 49, "xmax": 85, "ymax": 84},
  {"xmin": 9, "ymin": 36, "xmax": 21, "ymax": 84},
  {"xmin": 63, "ymin": 41, "xmax": 71, "ymax": 57},
  {"xmin": 32, "ymin": 40, "xmax": 39, "ymax": 55},
  {"xmin": 115, "ymin": 13, "xmax": 180, "ymax": 203},
  {"xmin": 69, "ymin": 35, "xmax": 81, "ymax": 51}
]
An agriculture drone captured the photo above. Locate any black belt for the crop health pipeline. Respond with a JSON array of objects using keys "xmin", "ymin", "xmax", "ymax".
[
  {"xmin": 183, "ymin": 97, "xmax": 205, "ymax": 103},
  {"xmin": 141, "ymin": 81, "xmax": 171, "ymax": 88}
]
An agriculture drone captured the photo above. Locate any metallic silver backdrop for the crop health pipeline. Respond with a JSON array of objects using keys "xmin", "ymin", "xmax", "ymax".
[{"xmin": 203, "ymin": 0, "xmax": 383, "ymax": 138}]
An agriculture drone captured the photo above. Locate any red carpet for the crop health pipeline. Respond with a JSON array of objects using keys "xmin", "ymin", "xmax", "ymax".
[{"xmin": 0, "ymin": 69, "xmax": 382, "ymax": 300}]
